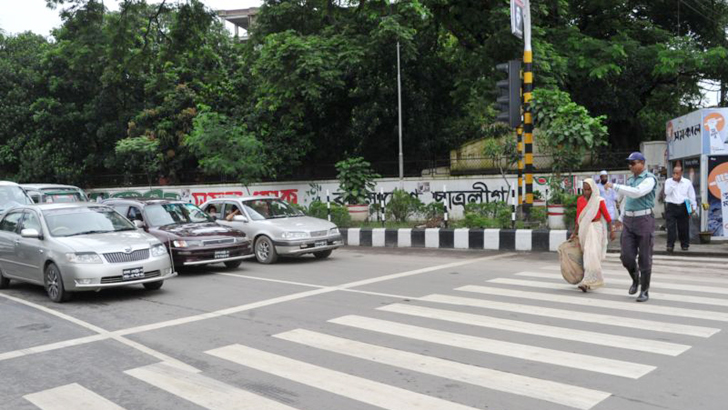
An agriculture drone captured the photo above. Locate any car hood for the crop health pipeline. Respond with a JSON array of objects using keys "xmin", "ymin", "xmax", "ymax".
[
  {"xmin": 54, "ymin": 230, "xmax": 158, "ymax": 253},
  {"xmin": 261, "ymin": 216, "xmax": 337, "ymax": 231},
  {"xmin": 154, "ymin": 222, "xmax": 243, "ymax": 238}
]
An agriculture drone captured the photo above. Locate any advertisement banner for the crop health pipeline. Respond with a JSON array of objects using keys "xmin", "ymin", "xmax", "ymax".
[
  {"xmin": 707, "ymin": 156, "xmax": 728, "ymax": 237},
  {"xmin": 702, "ymin": 109, "xmax": 728, "ymax": 155},
  {"xmin": 667, "ymin": 110, "xmax": 702, "ymax": 160}
]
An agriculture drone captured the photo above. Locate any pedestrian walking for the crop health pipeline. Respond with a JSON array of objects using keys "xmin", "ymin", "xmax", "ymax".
[
  {"xmin": 597, "ymin": 170, "xmax": 619, "ymax": 221},
  {"xmin": 664, "ymin": 165, "xmax": 697, "ymax": 252},
  {"xmin": 606, "ymin": 152, "xmax": 658, "ymax": 302},
  {"xmin": 569, "ymin": 178, "xmax": 616, "ymax": 292}
]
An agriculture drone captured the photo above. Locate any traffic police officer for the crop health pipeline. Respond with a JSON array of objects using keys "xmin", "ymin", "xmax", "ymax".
[{"xmin": 606, "ymin": 152, "xmax": 657, "ymax": 302}]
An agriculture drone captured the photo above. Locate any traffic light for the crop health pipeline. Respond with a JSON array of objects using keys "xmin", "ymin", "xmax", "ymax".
[{"xmin": 495, "ymin": 60, "xmax": 522, "ymax": 128}]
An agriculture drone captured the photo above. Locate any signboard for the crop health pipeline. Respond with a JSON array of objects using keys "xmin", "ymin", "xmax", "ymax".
[
  {"xmin": 702, "ymin": 110, "xmax": 728, "ymax": 154},
  {"xmin": 510, "ymin": 0, "xmax": 524, "ymax": 39},
  {"xmin": 707, "ymin": 156, "xmax": 728, "ymax": 237},
  {"xmin": 667, "ymin": 110, "xmax": 702, "ymax": 160}
]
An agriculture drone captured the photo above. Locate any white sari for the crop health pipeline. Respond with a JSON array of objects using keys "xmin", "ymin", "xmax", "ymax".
[{"xmin": 577, "ymin": 178, "xmax": 608, "ymax": 289}]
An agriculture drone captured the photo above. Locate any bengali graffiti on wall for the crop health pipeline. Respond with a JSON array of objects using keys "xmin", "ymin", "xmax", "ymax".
[{"xmin": 86, "ymin": 173, "xmax": 629, "ymax": 218}]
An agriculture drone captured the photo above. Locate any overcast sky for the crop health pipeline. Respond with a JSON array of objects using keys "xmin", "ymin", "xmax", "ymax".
[{"xmin": 0, "ymin": 0, "xmax": 261, "ymax": 36}]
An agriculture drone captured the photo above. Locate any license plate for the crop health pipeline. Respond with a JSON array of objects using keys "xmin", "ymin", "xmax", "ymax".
[
  {"xmin": 122, "ymin": 267, "xmax": 145, "ymax": 281},
  {"xmin": 315, "ymin": 241, "xmax": 327, "ymax": 248},
  {"xmin": 215, "ymin": 250, "xmax": 230, "ymax": 259}
]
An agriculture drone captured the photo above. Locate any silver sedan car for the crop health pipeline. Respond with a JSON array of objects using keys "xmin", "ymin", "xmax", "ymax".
[
  {"xmin": 0, "ymin": 203, "xmax": 176, "ymax": 302},
  {"xmin": 200, "ymin": 197, "xmax": 343, "ymax": 264}
]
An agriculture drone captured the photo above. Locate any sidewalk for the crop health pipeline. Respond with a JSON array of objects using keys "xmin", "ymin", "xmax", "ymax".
[{"xmin": 607, "ymin": 220, "xmax": 728, "ymax": 258}]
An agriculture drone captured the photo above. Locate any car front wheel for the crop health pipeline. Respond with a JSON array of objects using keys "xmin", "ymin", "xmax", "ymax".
[
  {"xmin": 0, "ymin": 268, "xmax": 10, "ymax": 289},
  {"xmin": 143, "ymin": 281, "xmax": 164, "ymax": 291},
  {"xmin": 313, "ymin": 250, "xmax": 333, "ymax": 259},
  {"xmin": 45, "ymin": 263, "xmax": 71, "ymax": 303},
  {"xmin": 224, "ymin": 260, "xmax": 243, "ymax": 269},
  {"xmin": 255, "ymin": 236, "xmax": 279, "ymax": 264}
]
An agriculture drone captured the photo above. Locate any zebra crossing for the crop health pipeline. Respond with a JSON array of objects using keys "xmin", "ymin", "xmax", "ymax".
[{"xmin": 22, "ymin": 255, "xmax": 728, "ymax": 410}]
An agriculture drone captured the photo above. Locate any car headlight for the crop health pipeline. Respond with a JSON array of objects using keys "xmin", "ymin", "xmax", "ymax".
[
  {"xmin": 173, "ymin": 240, "xmax": 203, "ymax": 248},
  {"xmin": 329, "ymin": 227, "xmax": 340, "ymax": 235},
  {"xmin": 151, "ymin": 243, "xmax": 168, "ymax": 257},
  {"xmin": 66, "ymin": 252, "xmax": 103, "ymax": 264},
  {"xmin": 282, "ymin": 231, "xmax": 309, "ymax": 240}
]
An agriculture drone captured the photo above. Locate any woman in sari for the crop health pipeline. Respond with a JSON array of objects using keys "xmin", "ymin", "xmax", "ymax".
[{"xmin": 569, "ymin": 178, "xmax": 617, "ymax": 292}]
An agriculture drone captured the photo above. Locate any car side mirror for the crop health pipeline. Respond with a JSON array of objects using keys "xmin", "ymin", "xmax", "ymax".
[
  {"xmin": 232, "ymin": 215, "xmax": 248, "ymax": 223},
  {"xmin": 21, "ymin": 229, "xmax": 42, "ymax": 239},
  {"xmin": 133, "ymin": 220, "xmax": 146, "ymax": 230}
]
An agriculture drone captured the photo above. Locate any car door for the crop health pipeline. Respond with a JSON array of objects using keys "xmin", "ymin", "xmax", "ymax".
[
  {"xmin": 14, "ymin": 210, "xmax": 46, "ymax": 283},
  {"xmin": 0, "ymin": 211, "xmax": 26, "ymax": 277},
  {"xmin": 219, "ymin": 201, "xmax": 253, "ymax": 235}
]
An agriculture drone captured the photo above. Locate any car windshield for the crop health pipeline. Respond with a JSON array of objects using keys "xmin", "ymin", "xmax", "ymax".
[
  {"xmin": 0, "ymin": 186, "xmax": 33, "ymax": 213},
  {"xmin": 145, "ymin": 203, "xmax": 213, "ymax": 226},
  {"xmin": 242, "ymin": 199, "xmax": 304, "ymax": 220},
  {"xmin": 41, "ymin": 191, "xmax": 85, "ymax": 203},
  {"xmin": 44, "ymin": 207, "xmax": 136, "ymax": 237}
]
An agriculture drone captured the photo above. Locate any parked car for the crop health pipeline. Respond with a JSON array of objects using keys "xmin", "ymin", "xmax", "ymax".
[
  {"xmin": 103, "ymin": 199, "xmax": 253, "ymax": 269},
  {"xmin": 200, "ymin": 196, "xmax": 343, "ymax": 264},
  {"xmin": 21, "ymin": 183, "xmax": 89, "ymax": 204},
  {"xmin": 0, "ymin": 203, "xmax": 176, "ymax": 302},
  {"xmin": 0, "ymin": 181, "xmax": 34, "ymax": 214}
]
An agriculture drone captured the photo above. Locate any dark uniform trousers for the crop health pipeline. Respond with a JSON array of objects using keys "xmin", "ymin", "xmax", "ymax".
[{"xmin": 620, "ymin": 215, "xmax": 655, "ymax": 290}]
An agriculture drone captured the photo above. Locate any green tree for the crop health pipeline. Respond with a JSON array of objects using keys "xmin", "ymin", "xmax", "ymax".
[
  {"xmin": 114, "ymin": 136, "xmax": 161, "ymax": 186},
  {"xmin": 186, "ymin": 106, "xmax": 270, "ymax": 187}
]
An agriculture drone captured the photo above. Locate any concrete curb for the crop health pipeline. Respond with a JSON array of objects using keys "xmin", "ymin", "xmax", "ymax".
[{"xmin": 340, "ymin": 228, "xmax": 568, "ymax": 252}]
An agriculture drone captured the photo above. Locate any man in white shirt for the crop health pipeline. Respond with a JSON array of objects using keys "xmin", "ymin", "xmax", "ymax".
[
  {"xmin": 597, "ymin": 170, "xmax": 618, "ymax": 221},
  {"xmin": 664, "ymin": 165, "xmax": 697, "ymax": 252}
]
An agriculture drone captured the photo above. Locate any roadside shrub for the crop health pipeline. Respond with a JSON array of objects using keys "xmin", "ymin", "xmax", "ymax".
[
  {"xmin": 423, "ymin": 202, "xmax": 445, "ymax": 220},
  {"xmin": 528, "ymin": 206, "xmax": 548, "ymax": 228},
  {"xmin": 308, "ymin": 200, "xmax": 352, "ymax": 227},
  {"xmin": 386, "ymin": 189, "xmax": 423, "ymax": 222},
  {"xmin": 463, "ymin": 202, "xmax": 512, "ymax": 229},
  {"xmin": 563, "ymin": 194, "xmax": 579, "ymax": 230}
]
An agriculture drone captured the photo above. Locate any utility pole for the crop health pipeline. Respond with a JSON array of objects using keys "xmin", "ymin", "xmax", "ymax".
[
  {"xmin": 397, "ymin": 41, "xmax": 404, "ymax": 188},
  {"xmin": 522, "ymin": 0, "xmax": 534, "ymax": 210}
]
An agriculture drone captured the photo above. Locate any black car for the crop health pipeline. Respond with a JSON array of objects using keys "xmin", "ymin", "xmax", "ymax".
[{"xmin": 104, "ymin": 199, "xmax": 253, "ymax": 269}]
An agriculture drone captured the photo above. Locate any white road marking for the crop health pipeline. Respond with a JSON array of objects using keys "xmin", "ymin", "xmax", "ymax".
[
  {"xmin": 516, "ymin": 271, "xmax": 728, "ymax": 296},
  {"xmin": 275, "ymin": 329, "xmax": 611, "ymax": 410},
  {"xmin": 458, "ymin": 285, "xmax": 728, "ymax": 322},
  {"xmin": 24, "ymin": 383, "xmax": 125, "ymax": 410},
  {"xmin": 502, "ymin": 276, "xmax": 728, "ymax": 307},
  {"xmin": 115, "ymin": 253, "xmax": 514, "ymax": 337},
  {"xmin": 378, "ymin": 303, "xmax": 690, "ymax": 356},
  {"xmin": 0, "ymin": 292, "xmax": 198, "ymax": 372},
  {"xmin": 207, "ymin": 344, "xmax": 481, "ymax": 410},
  {"xmin": 328, "ymin": 315, "xmax": 655, "ymax": 379},
  {"xmin": 126, "ymin": 362, "xmax": 297, "ymax": 410},
  {"xmin": 539, "ymin": 267, "xmax": 728, "ymax": 286},
  {"xmin": 418, "ymin": 294, "xmax": 719, "ymax": 337},
  {"xmin": 0, "ymin": 334, "xmax": 107, "ymax": 362}
]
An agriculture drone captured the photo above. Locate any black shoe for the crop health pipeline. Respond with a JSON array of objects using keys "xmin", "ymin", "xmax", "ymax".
[
  {"xmin": 628, "ymin": 269, "xmax": 640, "ymax": 295},
  {"xmin": 636, "ymin": 270, "xmax": 651, "ymax": 302},
  {"xmin": 666, "ymin": 247, "xmax": 674, "ymax": 253}
]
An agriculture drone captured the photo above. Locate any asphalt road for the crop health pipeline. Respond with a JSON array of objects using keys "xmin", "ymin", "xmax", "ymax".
[{"xmin": 1, "ymin": 247, "xmax": 727, "ymax": 410}]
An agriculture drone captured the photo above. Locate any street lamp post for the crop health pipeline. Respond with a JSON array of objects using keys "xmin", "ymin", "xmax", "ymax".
[{"xmin": 397, "ymin": 40, "xmax": 404, "ymax": 188}]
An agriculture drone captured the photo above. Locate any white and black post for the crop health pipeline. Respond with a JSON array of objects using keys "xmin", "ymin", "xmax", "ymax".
[{"xmin": 326, "ymin": 189, "xmax": 331, "ymax": 222}]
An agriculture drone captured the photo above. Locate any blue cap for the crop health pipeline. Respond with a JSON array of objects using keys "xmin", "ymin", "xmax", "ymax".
[{"xmin": 626, "ymin": 152, "xmax": 646, "ymax": 162}]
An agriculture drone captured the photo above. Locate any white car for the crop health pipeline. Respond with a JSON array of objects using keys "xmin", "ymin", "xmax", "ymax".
[{"xmin": 200, "ymin": 197, "xmax": 343, "ymax": 264}]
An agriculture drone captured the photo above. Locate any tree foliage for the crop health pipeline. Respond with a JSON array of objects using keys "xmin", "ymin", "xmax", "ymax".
[{"xmin": 1, "ymin": 0, "xmax": 728, "ymax": 185}]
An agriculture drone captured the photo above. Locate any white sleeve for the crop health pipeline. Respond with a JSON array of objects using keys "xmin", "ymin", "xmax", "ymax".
[
  {"xmin": 614, "ymin": 177, "xmax": 656, "ymax": 199},
  {"xmin": 619, "ymin": 195, "xmax": 626, "ymax": 222},
  {"xmin": 689, "ymin": 183, "xmax": 697, "ymax": 211}
]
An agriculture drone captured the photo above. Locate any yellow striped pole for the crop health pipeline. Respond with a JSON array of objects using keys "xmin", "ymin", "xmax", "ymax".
[
  {"xmin": 523, "ymin": 49, "xmax": 533, "ymax": 208},
  {"xmin": 517, "ymin": 125, "xmax": 523, "ymax": 206}
]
